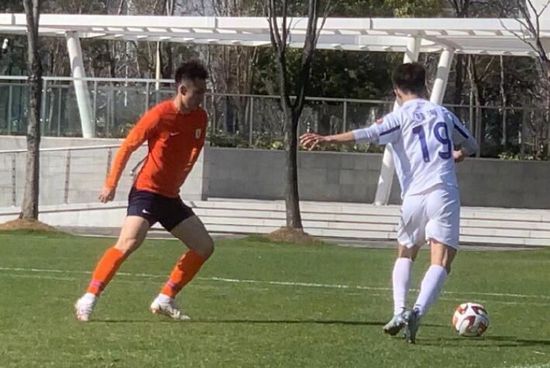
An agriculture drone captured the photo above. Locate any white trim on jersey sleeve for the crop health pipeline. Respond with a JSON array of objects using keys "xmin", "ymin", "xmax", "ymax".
[{"xmin": 352, "ymin": 111, "xmax": 402, "ymax": 145}]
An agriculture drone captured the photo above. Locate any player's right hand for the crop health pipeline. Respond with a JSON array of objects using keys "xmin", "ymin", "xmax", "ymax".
[
  {"xmin": 300, "ymin": 132, "xmax": 328, "ymax": 150},
  {"xmin": 98, "ymin": 186, "xmax": 116, "ymax": 203}
]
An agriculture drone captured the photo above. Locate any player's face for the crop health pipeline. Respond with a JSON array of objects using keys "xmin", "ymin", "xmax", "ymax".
[{"xmin": 179, "ymin": 79, "xmax": 207, "ymax": 111}]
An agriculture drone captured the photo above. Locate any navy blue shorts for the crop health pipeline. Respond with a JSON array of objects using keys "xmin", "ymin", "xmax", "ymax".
[{"xmin": 127, "ymin": 188, "xmax": 195, "ymax": 231}]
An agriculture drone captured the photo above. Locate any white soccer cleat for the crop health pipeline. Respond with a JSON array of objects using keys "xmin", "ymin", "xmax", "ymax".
[
  {"xmin": 150, "ymin": 295, "xmax": 191, "ymax": 321},
  {"xmin": 404, "ymin": 308, "xmax": 421, "ymax": 344},
  {"xmin": 74, "ymin": 293, "xmax": 97, "ymax": 322},
  {"xmin": 383, "ymin": 310, "xmax": 409, "ymax": 336}
]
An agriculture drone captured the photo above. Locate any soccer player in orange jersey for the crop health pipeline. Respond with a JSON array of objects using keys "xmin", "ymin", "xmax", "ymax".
[{"xmin": 74, "ymin": 60, "xmax": 213, "ymax": 321}]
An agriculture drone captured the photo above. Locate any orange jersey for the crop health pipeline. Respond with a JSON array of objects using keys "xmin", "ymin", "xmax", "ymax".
[{"xmin": 105, "ymin": 100, "xmax": 207, "ymax": 198}]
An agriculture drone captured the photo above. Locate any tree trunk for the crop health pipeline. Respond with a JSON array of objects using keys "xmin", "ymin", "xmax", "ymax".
[
  {"xmin": 453, "ymin": 54, "xmax": 464, "ymax": 106},
  {"xmin": 468, "ymin": 56, "xmax": 481, "ymax": 157},
  {"xmin": 520, "ymin": 101, "xmax": 527, "ymax": 158},
  {"xmin": 450, "ymin": 1, "xmax": 469, "ymax": 117},
  {"xmin": 544, "ymin": 60, "xmax": 550, "ymax": 159},
  {"xmin": 21, "ymin": 0, "xmax": 42, "ymax": 220},
  {"xmin": 499, "ymin": 56, "xmax": 507, "ymax": 148},
  {"xmin": 267, "ymin": 0, "xmax": 324, "ymax": 231},
  {"xmin": 285, "ymin": 112, "xmax": 302, "ymax": 228}
]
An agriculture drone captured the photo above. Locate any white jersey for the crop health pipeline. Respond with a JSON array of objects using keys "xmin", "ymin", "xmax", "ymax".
[{"xmin": 353, "ymin": 99, "xmax": 478, "ymax": 197}]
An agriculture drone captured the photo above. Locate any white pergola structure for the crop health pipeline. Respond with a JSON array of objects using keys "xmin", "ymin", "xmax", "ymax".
[{"xmin": 1, "ymin": 5, "xmax": 549, "ymax": 205}]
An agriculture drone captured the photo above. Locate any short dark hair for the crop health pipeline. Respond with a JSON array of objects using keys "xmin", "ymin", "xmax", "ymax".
[
  {"xmin": 392, "ymin": 63, "xmax": 426, "ymax": 95},
  {"xmin": 175, "ymin": 60, "xmax": 209, "ymax": 85}
]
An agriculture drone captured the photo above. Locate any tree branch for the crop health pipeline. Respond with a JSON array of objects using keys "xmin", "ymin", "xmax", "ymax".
[
  {"xmin": 294, "ymin": 0, "xmax": 332, "ymax": 115},
  {"xmin": 266, "ymin": 0, "xmax": 291, "ymax": 107}
]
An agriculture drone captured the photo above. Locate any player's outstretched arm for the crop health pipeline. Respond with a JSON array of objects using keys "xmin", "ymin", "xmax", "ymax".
[
  {"xmin": 300, "ymin": 113, "xmax": 397, "ymax": 151},
  {"xmin": 300, "ymin": 131, "xmax": 356, "ymax": 150}
]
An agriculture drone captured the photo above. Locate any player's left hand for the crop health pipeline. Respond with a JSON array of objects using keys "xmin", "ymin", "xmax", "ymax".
[
  {"xmin": 300, "ymin": 133, "xmax": 328, "ymax": 150},
  {"xmin": 453, "ymin": 149, "xmax": 465, "ymax": 163},
  {"xmin": 98, "ymin": 186, "xmax": 116, "ymax": 203}
]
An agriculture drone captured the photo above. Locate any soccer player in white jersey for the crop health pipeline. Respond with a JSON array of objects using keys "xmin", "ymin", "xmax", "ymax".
[{"xmin": 300, "ymin": 63, "xmax": 478, "ymax": 344}]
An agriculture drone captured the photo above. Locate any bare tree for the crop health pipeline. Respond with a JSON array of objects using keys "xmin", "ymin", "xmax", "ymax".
[
  {"xmin": 514, "ymin": 1, "xmax": 550, "ymax": 70},
  {"xmin": 266, "ymin": 0, "xmax": 329, "ymax": 231},
  {"xmin": 447, "ymin": 0, "xmax": 472, "ymax": 106},
  {"xmin": 20, "ymin": 0, "xmax": 42, "ymax": 220},
  {"xmin": 506, "ymin": 0, "xmax": 550, "ymax": 158},
  {"xmin": 202, "ymin": 0, "xmax": 262, "ymax": 142}
]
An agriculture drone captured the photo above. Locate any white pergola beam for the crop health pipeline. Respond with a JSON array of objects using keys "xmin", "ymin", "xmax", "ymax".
[{"xmin": 0, "ymin": 14, "xmax": 546, "ymax": 57}]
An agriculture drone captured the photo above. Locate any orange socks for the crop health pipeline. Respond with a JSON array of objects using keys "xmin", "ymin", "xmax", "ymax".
[
  {"xmin": 87, "ymin": 247, "xmax": 127, "ymax": 296},
  {"xmin": 161, "ymin": 250, "xmax": 206, "ymax": 298},
  {"xmin": 86, "ymin": 247, "xmax": 206, "ymax": 299}
]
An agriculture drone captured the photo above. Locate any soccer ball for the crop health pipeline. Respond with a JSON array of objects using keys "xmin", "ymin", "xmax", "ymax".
[{"xmin": 452, "ymin": 302, "xmax": 489, "ymax": 337}]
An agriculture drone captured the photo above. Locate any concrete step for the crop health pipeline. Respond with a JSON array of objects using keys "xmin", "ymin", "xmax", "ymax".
[
  {"xmin": 194, "ymin": 208, "xmax": 399, "ymax": 224},
  {"xmin": 195, "ymin": 208, "xmax": 550, "ymax": 232},
  {"xmin": 195, "ymin": 200, "xmax": 550, "ymax": 225},
  {"xmin": 1, "ymin": 199, "xmax": 550, "ymax": 246},
  {"xmin": 201, "ymin": 222, "xmax": 550, "ymax": 246}
]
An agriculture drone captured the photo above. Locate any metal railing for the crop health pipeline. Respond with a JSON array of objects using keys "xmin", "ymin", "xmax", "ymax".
[
  {"xmin": 0, "ymin": 144, "xmax": 137, "ymax": 207},
  {"xmin": 0, "ymin": 75, "xmax": 545, "ymax": 157}
]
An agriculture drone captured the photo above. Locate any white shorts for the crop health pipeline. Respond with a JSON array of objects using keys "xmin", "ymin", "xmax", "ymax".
[{"xmin": 397, "ymin": 184, "xmax": 460, "ymax": 249}]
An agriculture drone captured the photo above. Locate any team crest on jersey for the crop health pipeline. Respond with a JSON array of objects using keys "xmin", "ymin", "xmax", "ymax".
[{"xmin": 195, "ymin": 128, "xmax": 202, "ymax": 139}]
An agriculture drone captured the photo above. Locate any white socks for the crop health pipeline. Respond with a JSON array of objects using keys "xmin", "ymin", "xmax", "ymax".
[
  {"xmin": 413, "ymin": 265, "xmax": 448, "ymax": 317},
  {"xmin": 157, "ymin": 293, "xmax": 173, "ymax": 303},
  {"xmin": 82, "ymin": 292, "xmax": 97, "ymax": 302},
  {"xmin": 392, "ymin": 257, "xmax": 413, "ymax": 315}
]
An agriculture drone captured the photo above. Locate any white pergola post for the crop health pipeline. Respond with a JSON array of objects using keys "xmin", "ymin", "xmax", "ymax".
[
  {"xmin": 430, "ymin": 48, "xmax": 455, "ymax": 104},
  {"xmin": 66, "ymin": 31, "xmax": 94, "ymax": 138},
  {"xmin": 374, "ymin": 36, "xmax": 421, "ymax": 206}
]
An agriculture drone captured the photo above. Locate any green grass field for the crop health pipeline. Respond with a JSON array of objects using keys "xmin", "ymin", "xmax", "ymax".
[{"xmin": 0, "ymin": 231, "xmax": 549, "ymax": 368}]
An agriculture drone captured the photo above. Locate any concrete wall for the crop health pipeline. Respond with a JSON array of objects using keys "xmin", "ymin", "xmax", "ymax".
[
  {"xmin": 208, "ymin": 147, "xmax": 550, "ymax": 209},
  {"xmin": 0, "ymin": 136, "xmax": 206, "ymax": 207},
  {"xmin": 208, "ymin": 148, "xmax": 401, "ymax": 203},
  {"xmin": 455, "ymin": 159, "xmax": 550, "ymax": 208},
  {"xmin": 2, "ymin": 136, "xmax": 550, "ymax": 209}
]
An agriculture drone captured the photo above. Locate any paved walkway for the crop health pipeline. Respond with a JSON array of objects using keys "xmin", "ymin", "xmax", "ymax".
[
  {"xmin": 59, "ymin": 226, "xmax": 541, "ymax": 251},
  {"xmin": 2, "ymin": 198, "xmax": 549, "ymax": 248}
]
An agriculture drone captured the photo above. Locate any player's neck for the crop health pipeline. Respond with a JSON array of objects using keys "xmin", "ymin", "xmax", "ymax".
[
  {"xmin": 400, "ymin": 94, "xmax": 423, "ymax": 103},
  {"xmin": 172, "ymin": 97, "xmax": 192, "ymax": 115}
]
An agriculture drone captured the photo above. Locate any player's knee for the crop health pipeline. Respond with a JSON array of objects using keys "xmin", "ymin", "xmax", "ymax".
[
  {"xmin": 202, "ymin": 239, "xmax": 215, "ymax": 259},
  {"xmin": 115, "ymin": 237, "xmax": 142, "ymax": 255},
  {"xmin": 204, "ymin": 242, "xmax": 215, "ymax": 259},
  {"xmin": 444, "ymin": 259, "xmax": 453, "ymax": 274},
  {"xmin": 397, "ymin": 244, "xmax": 419, "ymax": 260},
  {"xmin": 193, "ymin": 237, "xmax": 214, "ymax": 259},
  {"xmin": 430, "ymin": 259, "xmax": 452, "ymax": 274}
]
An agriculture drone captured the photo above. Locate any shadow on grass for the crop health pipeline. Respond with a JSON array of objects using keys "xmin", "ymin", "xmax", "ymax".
[
  {"xmin": 91, "ymin": 318, "xmax": 388, "ymax": 326},
  {"xmin": 199, "ymin": 319, "xmax": 385, "ymax": 326},
  {"xmin": 421, "ymin": 335, "xmax": 550, "ymax": 348},
  {"xmin": 485, "ymin": 336, "xmax": 550, "ymax": 347}
]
